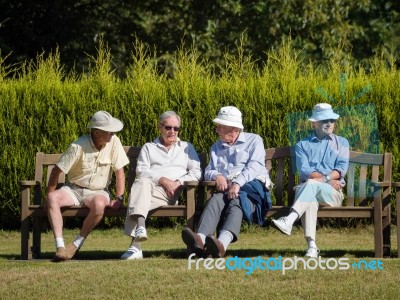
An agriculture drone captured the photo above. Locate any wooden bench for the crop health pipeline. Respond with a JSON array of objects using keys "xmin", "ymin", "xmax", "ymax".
[
  {"xmin": 199, "ymin": 146, "xmax": 392, "ymax": 258},
  {"xmin": 20, "ymin": 146, "xmax": 203, "ymax": 260}
]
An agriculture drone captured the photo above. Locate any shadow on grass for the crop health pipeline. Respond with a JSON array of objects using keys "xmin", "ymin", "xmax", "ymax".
[{"xmin": 4, "ymin": 248, "xmax": 381, "ymax": 261}]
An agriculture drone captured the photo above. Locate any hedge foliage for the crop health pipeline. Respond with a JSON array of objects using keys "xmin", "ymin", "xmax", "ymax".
[{"xmin": 0, "ymin": 39, "xmax": 399, "ymax": 229}]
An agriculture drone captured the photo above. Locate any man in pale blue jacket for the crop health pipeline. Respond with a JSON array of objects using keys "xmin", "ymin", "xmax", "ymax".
[{"xmin": 272, "ymin": 103, "xmax": 349, "ymax": 258}]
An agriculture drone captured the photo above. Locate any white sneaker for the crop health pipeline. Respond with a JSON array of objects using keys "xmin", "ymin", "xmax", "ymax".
[
  {"xmin": 305, "ymin": 247, "xmax": 320, "ymax": 258},
  {"xmin": 121, "ymin": 248, "xmax": 143, "ymax": 260},
  {"xmin": 134, "ymin": 226, "xmax": 148, "ymax": 242},
  {"xmin": 272, "ymin": 217, "xmax": 292, "ymax": 235}
]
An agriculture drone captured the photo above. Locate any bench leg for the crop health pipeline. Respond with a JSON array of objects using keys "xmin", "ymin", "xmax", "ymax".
[
  {"xmin": 21, "ymin": 217, "xmax": 31, "ymax": 260},
  {"xmin": 186, "ymin": 186, "xmax": 195, "ymax": 231},
  {"xmin": 382, "ymin": 205, "xmax": 391, "ymax": 257},
  {"xmin": 32, "ymin": 217, "xmax": 42, "ymax": 259},
  {"xmin": 373, "ymin": 197, "xmax": 383, "ymax": 258}
]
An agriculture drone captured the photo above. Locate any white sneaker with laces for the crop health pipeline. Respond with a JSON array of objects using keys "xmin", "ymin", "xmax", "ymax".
[
  {"xmin": 305, "ymin": 247, "xmax": 320, "ymax": 258},
  {"xmin": 134, "ymin": 226, "xmax": 148, "ymax": 242},
  {"xmin": 272, "ymin": 217, "xmax": 292, "ymax": 235},
  {"xmin": 121, "ymin": 248, "xmax": 143, "ymax": 260}
]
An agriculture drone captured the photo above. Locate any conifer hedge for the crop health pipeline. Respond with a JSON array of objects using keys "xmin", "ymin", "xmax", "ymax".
[{"xmin": 1, "ymin": 40, "xmax": 399, "ymax": 229}]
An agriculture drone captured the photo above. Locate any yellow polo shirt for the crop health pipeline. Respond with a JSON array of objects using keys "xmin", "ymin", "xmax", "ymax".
[{"xmin": 57, "ymin": 134, "xmax": 129, "ymax": 190}]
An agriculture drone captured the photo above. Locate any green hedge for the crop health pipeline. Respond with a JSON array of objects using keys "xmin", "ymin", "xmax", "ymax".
[{"xmin": 1, "ymin": 39, "xmax": 399, "ymax": 229}]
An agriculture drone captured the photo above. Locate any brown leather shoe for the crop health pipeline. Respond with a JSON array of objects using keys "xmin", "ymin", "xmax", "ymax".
[
  {"xmin": 53, "ymin": 247, "xmax": 67, "ymax": 262},
  {"xmin": 181, "ymin": 227, "xmax": 205, "ymax": 258},
  {"xmin": 65, "ymin": 243, "xmax": 79, "ymax": 260},
  {"xmin": 205, "ymin": 235, "xmax": 226, "ymax": 258}
]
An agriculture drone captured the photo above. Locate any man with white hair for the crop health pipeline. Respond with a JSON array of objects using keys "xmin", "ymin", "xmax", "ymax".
[
  {"xmin": 46, "ymin": 111, "xmax": 129, "ymax": 262},
  {"xmin": 182, "ymin": 106, "xmax": 271, "ymax": 258},
  {"xmin": 272, "ymin": 103, "xmax": 350, "ymax": 258},
  {"xmin": 120, "ymin": 111, "xmax": 202, "ymax": 260}
]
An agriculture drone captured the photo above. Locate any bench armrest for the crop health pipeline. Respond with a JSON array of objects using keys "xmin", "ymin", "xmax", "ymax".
[
  {"xmin": 200, "ymin": 180, "xmax": 216, "ymax": 186},
  {"xmin": 183, "ymin": 181, "xmax": 201, "ymax": 187},
  {"xmin": 370, "ymin": 181, "xmax": 391, "ymax": 188},
  {"xmin": 20, "ymin": 180, "xmax": 39, "ymax": 187}
]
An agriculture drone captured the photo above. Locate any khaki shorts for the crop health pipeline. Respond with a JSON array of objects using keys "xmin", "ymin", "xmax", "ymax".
[{"xmin": 61, "ymin": 184, "xmax": 111, "ymax": 206}]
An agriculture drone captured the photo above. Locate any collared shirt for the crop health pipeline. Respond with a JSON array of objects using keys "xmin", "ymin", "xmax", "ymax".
[
  {"xmin": 57, "ymin": 134, "xmax": 129, "ymax": 190},
  {"xmin": 204, "ymin": 132, "xmax": 269, "ymax": 187},
  {"xmin": 295, "ymin": 132, "xmax": 350, "ymax": 184},
  {"xmin": 136, "ymin": 137, "xmax": 202, "ymax": 184}
]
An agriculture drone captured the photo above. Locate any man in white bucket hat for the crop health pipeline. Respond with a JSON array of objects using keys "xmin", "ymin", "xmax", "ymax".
[
  {"xmin": 46, "ymin": 111, "xmax": 129, "ymax": 262},
  {"xmin": 182, "ymin": 106, "xmax": 271, "ymax": 258},
  {"xmin": 272, "ymin": 103, "xmax": 350, "ymax": 258}
]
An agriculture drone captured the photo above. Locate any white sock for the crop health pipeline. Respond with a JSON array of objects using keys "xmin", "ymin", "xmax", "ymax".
[
  {"xmin": 286, "ymin": 211, "xmax": 299, "ymax": 225},
  {"xmin": 218, "ymin": 230, "xmax": 234, "ymax": 250},
  {"xmin": 128, "ymin": 241, "xmax": 141, "ymax": 251},
  {"xmin": 55, "ymin": 237, "xmax": 65, "ymax": 248},
  {"xmin": 307, "ymin": 237, "xmax": 317, "ymax": 249},
  {"xmin": 198, "ymin": 233, "xmax": 206, "ymax": 245},
  {"xmin": 73, "ymin": 234, "xmax": 85, "ymax": 248}
]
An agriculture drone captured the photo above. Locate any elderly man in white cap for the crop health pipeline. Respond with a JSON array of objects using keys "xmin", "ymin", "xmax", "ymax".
[
  {"xmin": 272, "ymin": 103, "xmax": 350, "ymax": 258},
  {"xmin": 182, "ymin": 106, "xmax": 270, "ymax": 258},
  {"xmin": 46, "ymin": 111, "xmax": 129, "ymax": 262}
]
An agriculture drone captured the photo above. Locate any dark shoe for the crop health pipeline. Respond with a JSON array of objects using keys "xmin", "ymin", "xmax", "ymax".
[
  {"xmin": 65, "ymin": 243, "xmax": 79, "ymax": 260},
  {"xmin": 53, "ymin": 247, "xmax": 67, "ymax": 262},
  {"xmin": 205, "ymin": 235, "xmax": 226, "ymax": 258},
  {"xmin": 181, "ymin": 227, "xmax": 205, "ymax": 258}
]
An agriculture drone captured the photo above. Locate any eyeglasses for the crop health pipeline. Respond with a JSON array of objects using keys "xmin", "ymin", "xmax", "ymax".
[
  {"xmin": 163, "ymin": 125, "xmax": 180, "ymax": 132},
  {"xmin": 96, "ymin": 129, "xmax": 114, "ymax": 135},
  {"xmin": 320, "ymin": 119, "xmax": 336, "ymax": 124}
]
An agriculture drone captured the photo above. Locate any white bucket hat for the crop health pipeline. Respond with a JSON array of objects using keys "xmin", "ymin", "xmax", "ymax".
[
  {"xmin": 308, "ymin": 103, "xmax": 340, "ymax": 122},
  {"xmin": 88, "ymin": 111, "xmax": 124, "ymax": 132},
  {"xmin": 213, "ymin": 106, "xmax": 244, "ymax": 129}
]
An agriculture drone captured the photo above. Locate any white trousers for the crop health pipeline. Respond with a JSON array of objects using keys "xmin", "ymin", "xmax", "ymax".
[
  {"xmin": 292, "ymin": 179, "xmax": 344, "ymax": 240},
  {"xmin": 123, "ymin": 177, "xmax": 177, "ymax": 237}
]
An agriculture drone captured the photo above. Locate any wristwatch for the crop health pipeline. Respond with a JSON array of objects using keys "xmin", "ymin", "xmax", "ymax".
[
  {"xmin": 116, "ymin": 195, "xmax": 124, "ymax": 203},
  {"xmin": 324, "ymin": 175, "xmax": 331, "ymax": 182}
]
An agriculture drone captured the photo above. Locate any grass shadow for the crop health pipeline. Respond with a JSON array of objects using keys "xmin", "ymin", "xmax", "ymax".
[{"xmin": 3, "ymin": 248, "xmax": 386, "ymax": 261}]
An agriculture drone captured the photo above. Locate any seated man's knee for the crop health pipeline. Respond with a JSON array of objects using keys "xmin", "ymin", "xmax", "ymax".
[
  {"xmin": 131, "ymin": 177, "xmax": 152, "ymax": 191},
  {"xmin": 46, "ymin": 191, "xmax": 62, "ymax": 208},
  {"xmin": 88, "ymin": 196, "xmax": 108, "ymax": 216}
]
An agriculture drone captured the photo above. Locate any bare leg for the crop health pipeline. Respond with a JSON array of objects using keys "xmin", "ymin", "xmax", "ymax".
[
  {"xmin": 46, "ymin": 189, "xmax": 75, "ymax": 238},
  {"xmin": 79, "ymin": 195, "xmax": 109, "ymax": 238}
]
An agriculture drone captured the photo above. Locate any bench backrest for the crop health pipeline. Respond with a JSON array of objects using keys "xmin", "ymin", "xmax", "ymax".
[{"xmin": 265, "ymin": 146, "xmax": 392, "ymax": 207}]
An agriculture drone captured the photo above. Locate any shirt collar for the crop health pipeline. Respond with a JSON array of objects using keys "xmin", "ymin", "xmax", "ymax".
[
  {"xmin": 310, "ymin": 131, "xmax": 334, "ymax": 142},
  {"xmin": 221, "ymin": 131, "xmax": 245, "ymax": 147},
  {"xmin": 154, "ymin": 137, "xmax": 181, "ymax": 148}
]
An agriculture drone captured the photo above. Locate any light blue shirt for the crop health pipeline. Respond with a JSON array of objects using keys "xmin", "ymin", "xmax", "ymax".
[
  {"xmin": 205, "ymin": 132, "xmax": 269, "ymax": 187},
  {"xmin": 295, "ymin": 132, "xmax": 350, "ymax": 184}
]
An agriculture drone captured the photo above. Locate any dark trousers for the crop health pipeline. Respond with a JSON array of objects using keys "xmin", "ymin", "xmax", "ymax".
[{"xmin": 197, "ymin": 192, "xmax": 244, "ymax": 242}]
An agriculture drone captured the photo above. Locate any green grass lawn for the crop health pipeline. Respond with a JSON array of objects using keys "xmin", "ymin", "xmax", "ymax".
[{"xmin": 1, "ymin": 225, "xmax": 399, "ymax": 299}]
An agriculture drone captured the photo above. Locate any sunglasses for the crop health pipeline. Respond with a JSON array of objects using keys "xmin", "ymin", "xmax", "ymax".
[
  {"xmin": 320, "ymin": 119, "xmax": 336, "ymax": 124},
  {"xmin": 163, "ymin": 125, "xmax": 180, "ymax": 132}
]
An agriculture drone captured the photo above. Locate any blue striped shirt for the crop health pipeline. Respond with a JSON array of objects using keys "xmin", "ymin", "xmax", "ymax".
[{"xmin": 205, "ymin": 132, "xmax": 269, "ymax": 187}]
